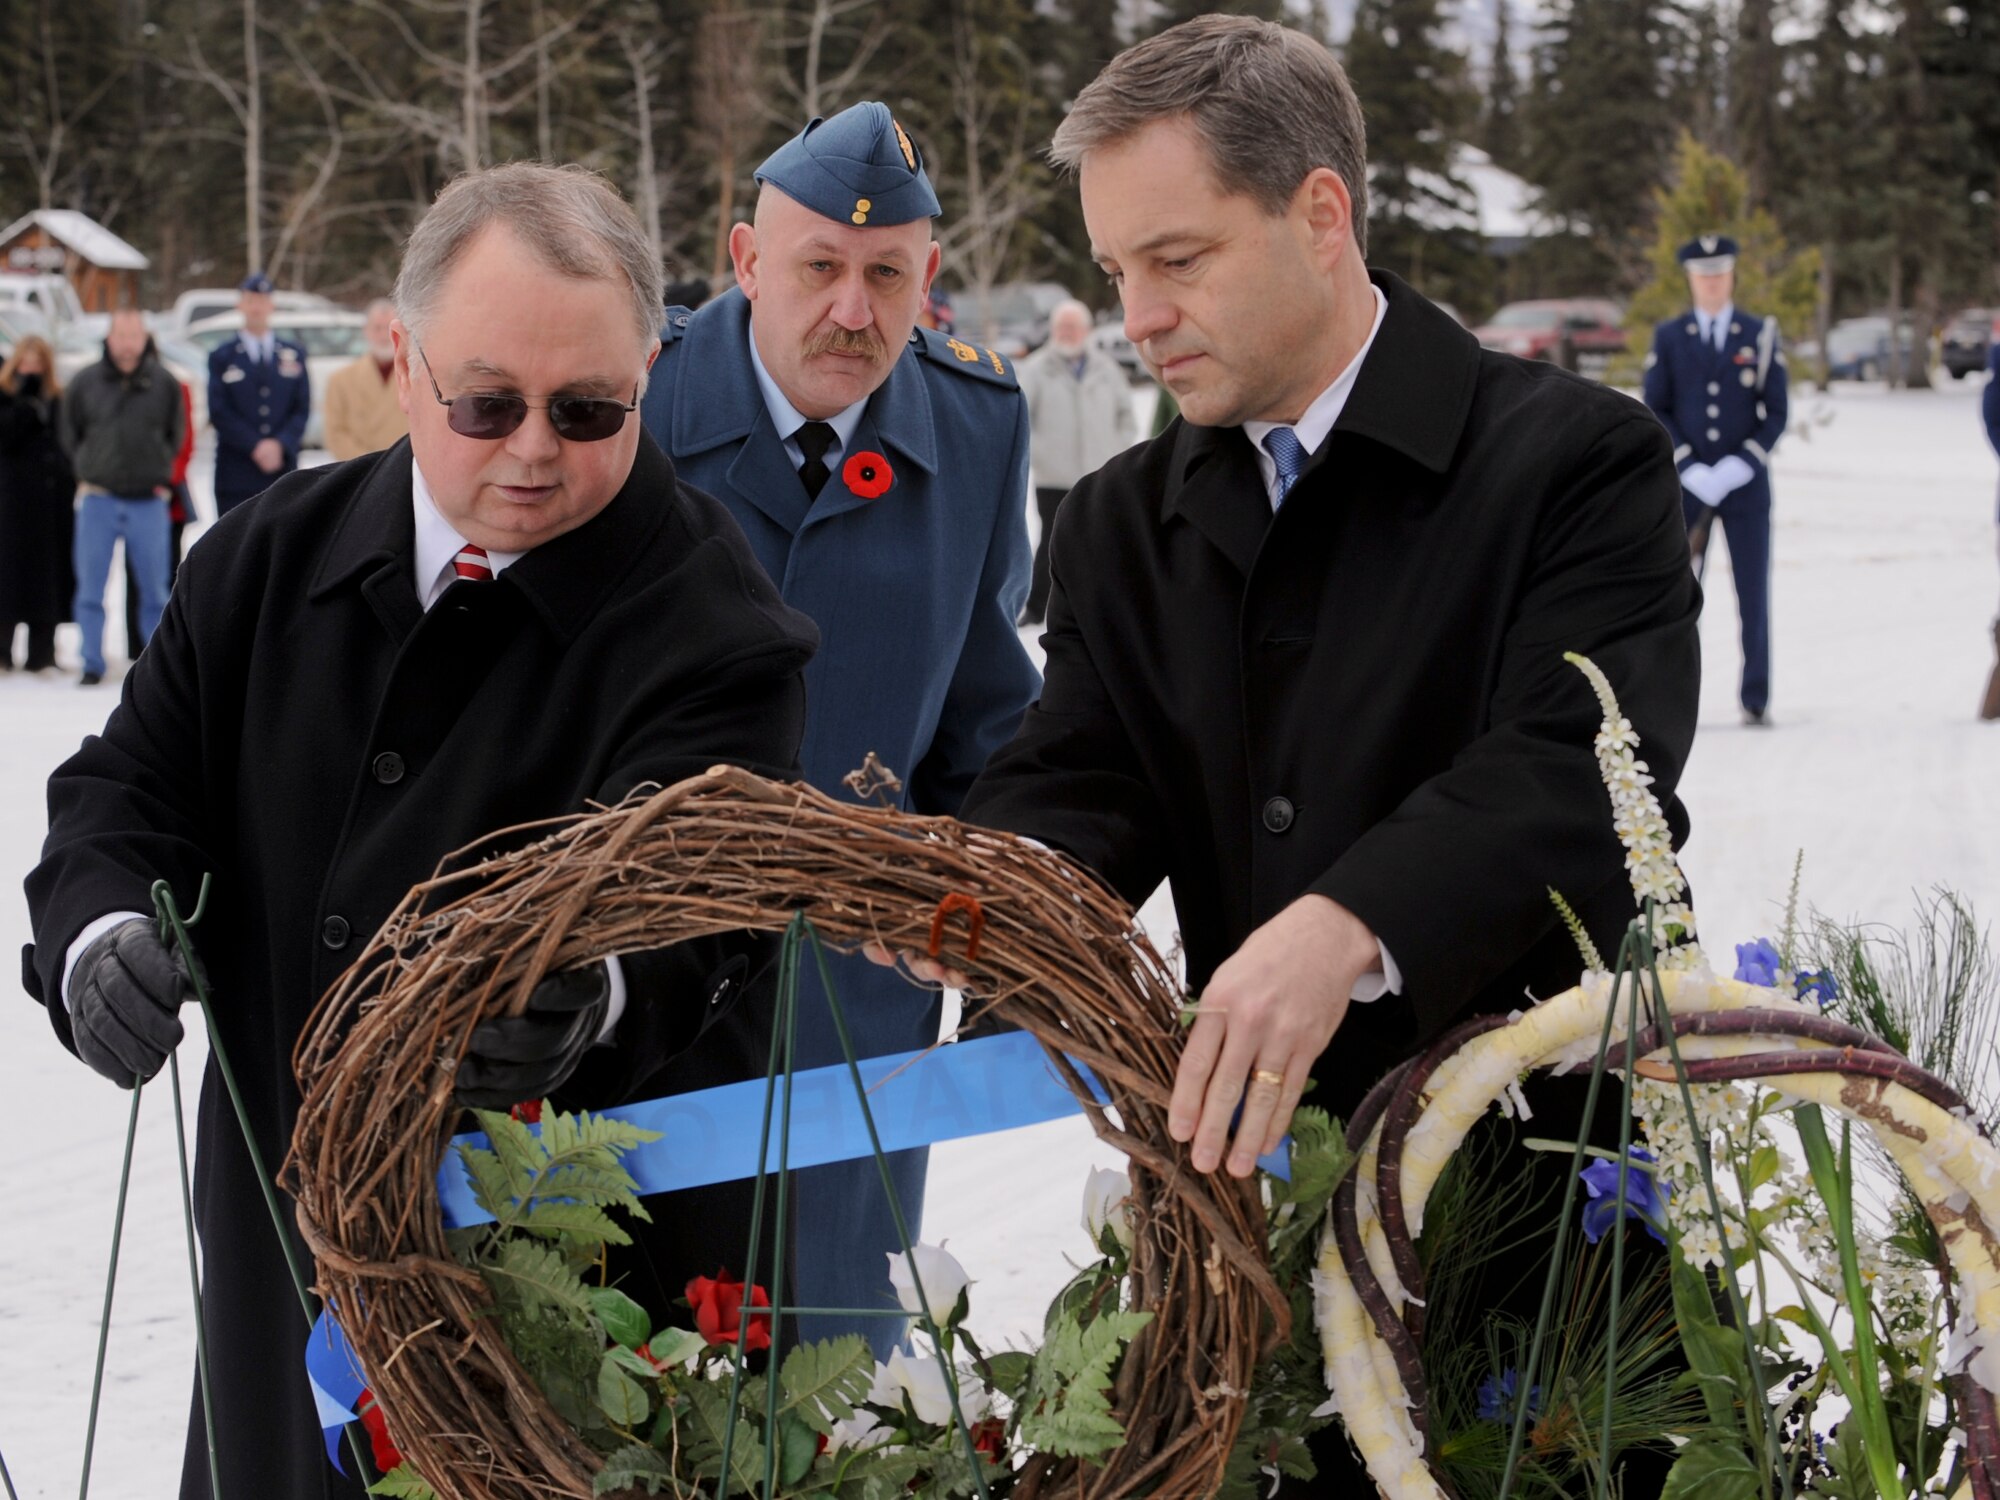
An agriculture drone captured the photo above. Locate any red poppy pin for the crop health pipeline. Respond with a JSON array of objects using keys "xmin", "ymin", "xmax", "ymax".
[{"xmin": 842, "ymin": 450, "xmax": 894, "ymax": 499}]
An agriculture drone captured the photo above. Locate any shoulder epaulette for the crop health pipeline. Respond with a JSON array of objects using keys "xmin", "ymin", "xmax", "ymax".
[
  {"xmin": 660, "ymin": 305, "xmax": 696, "ymax": 343},
  {"xmin": 912, "ymin": 324, "xmax": 1018, "ymax": 389}
]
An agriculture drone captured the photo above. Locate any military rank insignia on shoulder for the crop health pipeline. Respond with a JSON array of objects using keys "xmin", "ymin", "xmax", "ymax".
[{"xmin": 913, "ymin": 324, "xmax": 1018, "ymax": 389}]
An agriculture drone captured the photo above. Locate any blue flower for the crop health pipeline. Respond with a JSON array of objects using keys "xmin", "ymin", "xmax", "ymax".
[
  {"xmin": 1734, "ymin": 938, "xmax": 1784, "ymax": 987},
  {"xmin": 1794, "ymin": 968, "xmax": 1839, "ymax": 1009},
  {"xmin": 1580, "ymin": 1146, "xmax": 1670, "ymax": 1246},
  {"xmin": 1476, "ymin": 1367, "xmax": 1543, "ymax": 1423}
]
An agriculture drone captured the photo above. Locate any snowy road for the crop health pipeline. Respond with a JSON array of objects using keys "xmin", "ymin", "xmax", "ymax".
[{"xmin": 3, "ymin": 378, "xmax": 1996, "ymax": 1496}]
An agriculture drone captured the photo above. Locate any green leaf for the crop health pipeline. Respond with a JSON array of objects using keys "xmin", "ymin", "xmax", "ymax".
[
  {"xmin": 1745, "ymin": 1143, "xmax": 1780, "ymax": 1192},
  {"xmin": 480, "ymin": 1238, "xmax": 598, "ymax": 1325},
  {"xmin": 980, "ymin": 1350, "xmax": 1034, "ymax": 1399},
  {"xmin": 1659, "ymin": 1438, "xmax": 1762, "ymax": 1500},
  {"xmin": 777, "ymin": 1335, "xmax": 873, "ymax": 1435},
  {"xmin": 680, "ymin": 1378, "xmax": 765, "ymax": 1496},
  {"xmin": 778, "ymin": 1411, "xmax": 821, "ymax": 1487},
  {"xmin": 592, "ymin": 1443, "xmax": 675, "ymax": 1496},
  {"xmin": 589, "ymin": 1286, "xmax": 652, "ymax": 1348},
  {"xmin": 1669, "ymin": 1258, "xmax": 1742, "ymax": 1432},
  {"xmin": 1017, "ymin": 1308, "xmax": 1153, "ymax": 1459},
  {"xmin": 597, "ymin": 1351, "xmax": 652, "ymax": 1427},
  {"xmin": 367, "ymin": 1464, "xmax": 441, "ymax": 1499},
  {"xmin": 642, "ymin": 1327, "xmax": 708, "ymax": 1372}
]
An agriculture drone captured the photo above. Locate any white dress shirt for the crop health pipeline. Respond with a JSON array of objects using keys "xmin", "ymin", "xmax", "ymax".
[
  {"xmin": 1241, "ymin": 285, "xmax": 1389, "ymax": 511},
  {"xmin": 65, "ymin": 454, "xmax": 626, "ymax": 1041},
  {"xmin": 1695, "ymin": 303, "xmax": 1735, "ymax": 353},
  {"xmin": 239, "ymin": 331, "xmax": 277, "ymax": 365},
  {"xmin": 747, "ymin": 328, "xmax": 868, "ymax": 470}
]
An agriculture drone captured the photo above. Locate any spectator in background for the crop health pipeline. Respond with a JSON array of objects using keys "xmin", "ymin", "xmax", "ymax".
[
  {"xmin": 1981, "ymin": 329, "xmax": 2000, "ymax": 721},
  {"xmin": 321, "ymin": 297, "xmax": 408, "ymax": 461},
  {"xmin": 126, "ymin": 370, "xmax": 194, "ymax": 659},
  {"xmin": 1017, "ymin": 298, "xmax": 1135, "ymax": 626},
  {"xmin": 918, "ymin": 285, "xmax": 954, "ymax": 333},
  {"xmin": 59, "ymin": 308, "xmax": 184, "ymax": 686},
  {"xmin": 0, "ymin": 334, "xmax": 75, "ymax": 672},
  {"xmin": 208, "ymin": 271, "xmax": 309, "ymax": 515}
]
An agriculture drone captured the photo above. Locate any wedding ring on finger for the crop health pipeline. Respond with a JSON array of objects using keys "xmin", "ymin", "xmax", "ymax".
[{"xmin": 1250, "ymin": 1068, "xmax": 1285, "ymax": 1089}]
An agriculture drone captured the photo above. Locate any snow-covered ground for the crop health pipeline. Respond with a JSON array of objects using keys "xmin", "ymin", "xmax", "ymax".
[{"xmin": 4, "ymin": 378, "xmax": 1997, "ymax": 1495}]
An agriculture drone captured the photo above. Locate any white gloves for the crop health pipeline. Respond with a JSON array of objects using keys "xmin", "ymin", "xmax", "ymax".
[{"xmin": 1682, "ymin": 454, "xmax": 1757, "ymax": 507}]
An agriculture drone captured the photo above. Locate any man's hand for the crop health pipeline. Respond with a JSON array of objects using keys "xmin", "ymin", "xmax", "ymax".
[
  {"xmin": 252, "ymin": 437, "xmax": 285, "ymax": 473},
  {"xmin": 860, "ymin": 941, "xmax": 969, "ymax": 991},
  {"xmin": 456, "ymin": 965, "xmax": 611, "ymax": 1110},
  {"xmin": 71, "ymin": 919, "xmax": 200, "ymax": 1087},
  {"xmin": 1169, "ymin": 895, "xmax": 1378, "ymax": 1177}
]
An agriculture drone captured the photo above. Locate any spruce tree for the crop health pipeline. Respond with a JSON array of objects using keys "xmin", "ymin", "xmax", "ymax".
[{"xmin": 1481, "ymin": 0, "xmax": 1521, "ymax": 170}]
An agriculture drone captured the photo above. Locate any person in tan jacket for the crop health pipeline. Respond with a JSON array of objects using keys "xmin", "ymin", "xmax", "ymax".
[{"xmin": 322, "ymin": 298, "xmax": 409, "ymax": 460}]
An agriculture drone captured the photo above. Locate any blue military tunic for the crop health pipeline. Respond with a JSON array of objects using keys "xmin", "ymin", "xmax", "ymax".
[
  {"xmin": 208, "ymin": 332, "xmax": 311, "ymax": 515},
  {"xmin": 642, "ymin": 286, "xmax": 1039, "ymax": 1348},
  {"xmin": 1642, "ymin": 307, "xmax": 1789, "ymax": 717}
]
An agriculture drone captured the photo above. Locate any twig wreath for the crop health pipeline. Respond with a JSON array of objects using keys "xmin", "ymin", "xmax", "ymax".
[{"xmin": 287, "ymin": 764, "xmax": 1282, "ymax": 1500}]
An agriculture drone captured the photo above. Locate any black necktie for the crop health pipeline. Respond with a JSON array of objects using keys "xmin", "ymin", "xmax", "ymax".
[{"xmin": 795, "ymin": 421, "xmax": 838, "ymax": 499}]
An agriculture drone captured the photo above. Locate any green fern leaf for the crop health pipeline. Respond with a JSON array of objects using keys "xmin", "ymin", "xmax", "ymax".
[
  {"xmin": 367, "ymin": 1463, "xmax": 441, "ymax": 1498},
  {"xmin": 679, "ymin": 1379, "xmax": 766, "ymax": 1497},
  {"xmin": 480, "ymin": 1238, "xmax": 597, "ymax": 1324},
  {"xmin": 777, "ymin": 1335, "xmax": 873, "ymax": 1435},
  {"xmin": 1018, "ymin": 1308, "xmax": 1153, "ymax": 1458},
  {"xmin": 592, "ymin": 1443, "xmax": 674, "ymax": 1496}
]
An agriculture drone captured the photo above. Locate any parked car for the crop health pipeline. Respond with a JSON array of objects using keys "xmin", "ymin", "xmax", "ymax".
[
  {"xmin": 0, "ymin": 271, "xmax": 87, "ymax": 331},
  {"xmin": 948, "ymin": 281, "xmax": 1072, "ymax": 359},
  {"xmin": 164, "ymin": 285, "xmax": 335, "ymax": 341},
  {"xmin": 1943, "ymin": 308, "xmax": 1995, "ymax": 380},
  {"xmin": 1090, "ymin": 319, "xmax": 1145, "ymax": 379},
  {"xmin": 183, "ymin": 308, "xmax": 368, "ymax": 449},
  {"xmin": 1472, "ymin": 298, "xmax": 1626, "ymax": 376},
  {"xmin": 1824, "ymin": 316, "xmax": 1923, "ymax": 382}
]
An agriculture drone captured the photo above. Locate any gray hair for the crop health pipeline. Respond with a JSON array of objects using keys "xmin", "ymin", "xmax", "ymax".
[
  {"xmin": 393, "ymin": 162, "xmax": 664, "ymax": 356},
  {"xmin": 1049, "ymin": 15, "xmax": 1370, "ymax": 256}
]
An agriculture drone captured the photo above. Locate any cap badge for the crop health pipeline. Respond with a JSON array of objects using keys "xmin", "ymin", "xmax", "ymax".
[
  {"xmin": 1700, "ymin": 235, "xmax": 1718, "ymax": 254},
  {"xmin": 851, "ymin": 196, "xmax": 872, "ymax": 225},
  {"xmin": 893, "ymin": 118, "xmax": 917, "ymax": 171}
]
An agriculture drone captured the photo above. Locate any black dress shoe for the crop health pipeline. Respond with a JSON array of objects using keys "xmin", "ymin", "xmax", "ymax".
[{"xmin": 79, "ymin": 671, "xmax": 104, "ymax": 687}]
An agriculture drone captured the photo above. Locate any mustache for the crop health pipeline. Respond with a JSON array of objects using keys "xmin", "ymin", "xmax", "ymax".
[{"xmin": 804, "ymin": 325, "xmax": 887, "ymax": 362}]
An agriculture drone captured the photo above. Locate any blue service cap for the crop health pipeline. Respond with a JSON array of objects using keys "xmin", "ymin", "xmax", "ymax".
[
  {"xmin": 1677, "ymin": 235, "xmax": 1739, "ymax": 273},
  {"xmin": 755, "ymin": 101, "xmax": 940, "ymax": 227},
  {"xmin": 239, "ymin": 271, "xmax": 274, "ymax": 294}
]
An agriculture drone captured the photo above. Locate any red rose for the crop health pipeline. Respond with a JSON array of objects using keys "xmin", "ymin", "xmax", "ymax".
[
  {"xmin": 356, "ymin": 1387, "xmax": 403, "ymax": 1472},
  {"xmin": 509, "ymin": 1099, "xmax": 543, "ymax": 1124},
  {"xmin": 686, "ymin": 1267, "xmax": 773, "ymax": 1352},
  {"xmin": 841, "ymin": 451, "xmax": 894, "ymax": 499},
  {"xmin": 971, "ymin": 1416, "xmax": 1007, "ymax": 1462}
]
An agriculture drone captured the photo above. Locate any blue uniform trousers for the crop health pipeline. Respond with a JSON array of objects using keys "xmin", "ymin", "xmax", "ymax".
[{"xmin": 1685, "ymin": 480, "xmax": 1771, "ymax": 716}]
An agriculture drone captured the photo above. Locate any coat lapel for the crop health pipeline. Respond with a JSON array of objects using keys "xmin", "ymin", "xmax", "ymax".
[
  {"xmin": 672, "ymin": 291, "xmax": 811, "ymax": 535},
  {"xmin": 1160, "ymin": 422, "xmax": 1269, "ymax": 577},
  {"xmin": 803, "ymin": 349, "xmax": 938, "ymax": 527},
  {"xmin": 306, "ymin": 439, "xmax": 421, "ymax": 640}
]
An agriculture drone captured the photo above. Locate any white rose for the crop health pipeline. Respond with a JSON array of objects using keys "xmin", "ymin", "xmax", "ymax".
[
  {"xmin": 825, "ymin": 1408, "xmax": 891, "ymax": 1453},
  {"xmin": 1081, "ymin": 1165, "xmax": 1135, "ymax": 1251},
  {"xmin": 886, "ymin": 1242, "xmax": 971, "ymax": 1327},
  {"xmin": 885, "ymin": 1347, "xmax": 989, "ymax": 1428}
]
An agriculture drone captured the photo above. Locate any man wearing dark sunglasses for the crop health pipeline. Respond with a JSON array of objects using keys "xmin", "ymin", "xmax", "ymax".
[
  {"xmin": 25, "ymin": 161, "xmax": 819, "ymax": 1500},
  {"xmin": 640, "ymin": 100, "xmax": 1040, "ymax": 1358}
]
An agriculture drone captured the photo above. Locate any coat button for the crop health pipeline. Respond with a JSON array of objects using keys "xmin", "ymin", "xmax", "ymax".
[
  {"xmin": 1706, "ymin": 428, "xmax": 1721, "ymax": 441},
  {"xmin": 710, "ymin": 976, "xmax": 734, "ymax": 1007},
  {"xmin": 1706, "ymin": 404, "xmax": 1719, "ymax": 418},
  {"xmin": 1262, "ymin": 796, "xmax": 1295, "ymax": 833},
  {"xmin": 372, "ymin": 751, "xmax": 405, "ymax": 784},
  {"xmin": 1707, "ymin": 382, "xmax": 1720, "ymax": 395},
  {"xmin": 322, "ymin": 915, "xmax": 351, "ymax": 949}
]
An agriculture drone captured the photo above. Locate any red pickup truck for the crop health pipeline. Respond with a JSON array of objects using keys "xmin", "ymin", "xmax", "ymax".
[{"xmin": 1473, "ymin": 298, "xmax": 1627, "ymax": 376}]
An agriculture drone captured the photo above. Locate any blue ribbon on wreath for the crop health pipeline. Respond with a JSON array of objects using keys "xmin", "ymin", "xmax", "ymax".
[{"xmin": 304, "ymin": 1029, "xmax": 1289, "ymax": 1469}]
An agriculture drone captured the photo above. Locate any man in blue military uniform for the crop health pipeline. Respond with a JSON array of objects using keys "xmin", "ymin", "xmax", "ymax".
[
  {"xmin": 207, "ymin": 271, "xmax": 311, "ymax": 516},
  {"xmin": 640, "ymin": 101, "xmax": 1039, "ymax": 1354},
  {"xmin": 1643, "ymin": 234, "xmax": 1789, "ymax": 725},
  {"xmin": 1982, "ymin": 331, "xmax": 2000, "ymax": 719}
]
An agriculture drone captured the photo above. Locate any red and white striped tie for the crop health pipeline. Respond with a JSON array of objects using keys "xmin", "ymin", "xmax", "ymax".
[{"xmin": 452, "ymin": 544, "xmax": 492, "ymax": 582}]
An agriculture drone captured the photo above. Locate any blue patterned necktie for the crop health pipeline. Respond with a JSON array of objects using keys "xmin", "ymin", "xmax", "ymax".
[{"xmin": 1263, "ymin": 425, "xmax": 1306, "ymax": 508}]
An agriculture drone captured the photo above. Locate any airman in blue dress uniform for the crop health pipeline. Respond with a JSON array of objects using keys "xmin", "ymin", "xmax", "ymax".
[
  {"xmin": 1642, "ymin": 234, "xmax": 1789, "ymax": 725},
  {"xmin": 207, "ymin": 271, "xmax": 311, "ymax": 516},
  {"xmin": 641, "ymin": 101, "xmax": 1038, "ymax": 1355}
]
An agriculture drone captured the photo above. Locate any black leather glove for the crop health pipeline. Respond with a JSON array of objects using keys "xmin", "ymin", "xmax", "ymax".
[
  {"xmin": 70, "ymin": 920, "xmax": 200, "ymax": 1087},
  {"xmin": 456, "ymin": 964, "xmax": 611, "ymax": 1110}
]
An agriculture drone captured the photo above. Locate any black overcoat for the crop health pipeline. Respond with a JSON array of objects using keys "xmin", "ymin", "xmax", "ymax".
[
  {"xmin": 0, "ymin": 384, "xmax": 76, "ymax": 628},
  {"xmin": 962, "ymin": 276, "xmax": 1700, "ymax": 1488},
  {"xmin": 23, "ymin": 433, "xmax": 817, "ymax": 1498}
]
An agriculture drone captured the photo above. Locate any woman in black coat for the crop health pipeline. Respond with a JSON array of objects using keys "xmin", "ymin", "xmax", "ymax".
[{"xmin": 0, "ymin": 334, "xmax": 75, "ymax": 670}]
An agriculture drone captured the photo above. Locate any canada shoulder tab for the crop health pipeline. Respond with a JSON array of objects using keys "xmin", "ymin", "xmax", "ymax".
[{"xmin": 912, "ymin": 324, "xmax": 1018, "ymax": 389}]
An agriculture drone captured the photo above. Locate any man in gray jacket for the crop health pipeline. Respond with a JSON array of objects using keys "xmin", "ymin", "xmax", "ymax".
[
  {"xmin": 60, "ymin": 308, "xmax": 184, "ymax": 684},
  {"xmin": 1018, "ymin": 298, "xmax": 1136, "ymax": 624}
]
